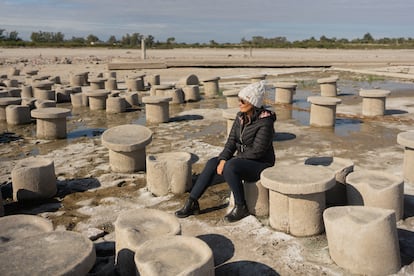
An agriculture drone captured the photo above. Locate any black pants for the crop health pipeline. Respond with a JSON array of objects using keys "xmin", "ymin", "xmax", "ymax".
[{"xmin": 189, "ymin": 157, "xmax": 272, "ymax": 205}]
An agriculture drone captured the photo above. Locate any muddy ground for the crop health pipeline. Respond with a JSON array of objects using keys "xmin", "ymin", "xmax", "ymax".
[{"xmin": 1, "ymin": 48, "xmax": 414, "ymax": 275}]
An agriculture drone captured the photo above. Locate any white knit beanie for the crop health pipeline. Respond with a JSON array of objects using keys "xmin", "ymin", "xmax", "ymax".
[{"xmin": 238, "ymin": 80, "xmax": 266, "ymax": 108}]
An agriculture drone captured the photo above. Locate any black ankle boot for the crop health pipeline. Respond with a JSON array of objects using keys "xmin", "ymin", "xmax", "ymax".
[
  {"xmin": 224, "ymin": 204, "xmax": 249, "ymax": 222},
  {"xmin": 175, "ymin": 198, "xmax": 200, "ymax": 218}
]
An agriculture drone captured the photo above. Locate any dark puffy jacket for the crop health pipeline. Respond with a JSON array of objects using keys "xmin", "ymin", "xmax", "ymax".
[{"xmin": 218, "ymin": 107, "xmax": 276, "ymax": 165}]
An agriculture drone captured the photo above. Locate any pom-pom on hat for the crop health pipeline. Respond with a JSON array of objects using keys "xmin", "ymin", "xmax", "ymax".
[{"xmin": 238, "ymin": 80, "xmax": 266, "ymax": 108}]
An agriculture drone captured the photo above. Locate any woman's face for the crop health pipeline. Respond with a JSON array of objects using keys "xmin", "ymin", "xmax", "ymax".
[{"xmin": 238, "ymin": 98, "xmax": 254, "ymax": 113}]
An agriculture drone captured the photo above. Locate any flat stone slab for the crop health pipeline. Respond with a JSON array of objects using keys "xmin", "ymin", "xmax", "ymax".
[
  {"xmin": 102, "ymin": 124, "xmax": 153, "ymax": 152},
  {"xmin": 142, "ymin": 96, "xmax": 172, "ymax": 104},
  {"xmin": 261, "ymin": 164, "xmax": 335, "ymax": 194},
  {"xmin": 346, "ymin": 170, "xmax": 403, "ymax": 190},
  {"xmin": 84, "ymin": 89, "xmax": 110, "ymax": 97},
  {"xmin": 397, "ymin": 131, "xmax": 414, "ymax": 148},
  {"xmin": 317, "ymin": 76, "xmax": 338, "ymax": 83},
  {"xmin": 135, "ymin": 236, "xmax": 214, "ymax": 276},
  {"xmin": 33, "ymin": 81, "xmax": 54, "ymax": 89},
  {"xmin": 115, "ymin": 208, "xmax": 181, "ymax": 247},
  {"xmin": 0, "ymin": 97, "xmax": 22, "ymax": 106},
  {"xmin": 0, "ymin": 214, "xmax": 54, "ymax": 244},
  {"xmin": 359, "ymin": 89, "xmax": 391, "ymax": 97},
  {"xmin": 304, "ymin": 156, "xmax": 354, "ymax": 183},
  {"xmin": 0, "ymin": 231, "xmax": 96, "ymax": 276},
  {"xmin": 201, "ymin": 76, "xmax": 220, "ymax": 82},
  {"xmin": 307, "ymin": 96, "xmax": 341, "ymax": 105},
  {"xmin": 152, "ymin": 84, "xmax": 174, "ymax": 90},
  {"xmin": 274, "ymin": 82, "xmax": 298, "ymax": 89},
  {"xmin": 31, "ymin": 107, "xmax": 71, "ymax": 119}
]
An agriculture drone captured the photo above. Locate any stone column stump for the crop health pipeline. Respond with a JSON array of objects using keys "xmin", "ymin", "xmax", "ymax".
[
  {"xmin": 0, "ymin": 97, "xmax": 22, "ymax": 120},
  {"xmin": 6, "ymin": 105, "xmax": 31, "ymax": 125},
  {"xmin": 175, "ymin": 74, "xmax": 199, "ymax": 88},
  {"xmin": 0, "ymin": 214, "xmax": 53, "ymax": 244},
  {"xmin": 105, "ymin": 77, "xmax": 118, "ymax": 90},
  {"xmin": 359, "ymin": 89, "xmax": 391, "ymax": 116},
  {"xmin": 275, "ymin": 82, "xmax": 297, "ymax": 104},
  {"xmin": 21, "ymin": 98, "xmax": 36, "ymax": 110},
  {"xmin": 308, "ymin": 96, "xmax": 341, "ymax": 127},
  {"xmin": 305, "ymin": 156, "xmax": 354, "ymax": 206},
  {"xmin": 35, "ymin": 99, "xmax": 56, "ymax": 108},
  {"xmin": 114, "ymin": 208, "xmax": 181, "ymax": 276},
  {"xmin": 135, "ymin": 235, "xmax": 214, "ymax": 276},
  {"xmin": 146, "ymin": 152, "xmax": 192, "ymax": 196},
  {"xmin": 152, "ymin": 84, "xmax": 174, "ymax": 97},
  {"xmin": 229, "ymin": 180, "xmax": 269, "ymax": 217},
  {"xmin": 89, "ymin": 77, "xmax": 107, "ymax": 90},
  {"xmin": 123, "ymin": 91, "xmax": 140, "ymax": 107},
  {"xmin": 70, "ymin": 73, "xmax": 86, "ymax": 87},
  {"xmin": 21, "ymin": 85, "xmax": 33, "ymax": 98},
  {"xmin": 346, "ymin": 169, "xmax": 404, "ymax": 220},
  {"xmin": 11, "ymin": 156, "xmax": 56, "ymax": 201},
  {"xmin": 0, "ymin": 231, "xmax": 96, "ymax": 276},
  {"xmin": 147, "ymin": 74, "xmax": 160, "ymax": 86},
  {"xmin": 323, "ymin": 206, "xmax": 401, "ymax": 275},
  {"xmin": 85, "ymin": 89, "xmax": 110, "ymax": 110},
  {"xmin": 222, "ymin": 108, "xmax": 239, "ymax": 136},
  {"xmin": 102, "ymin": 124, "xmax": 153, "ymax": 173},
  {"xmin": 182, "ymin": 85, "xmax": 201, "ymax": 102},
  {"xmin": 33, "ymin": 80, "xmax": 55, "ymax": 101},
  {"xmin": 223, "ymin": 89, "xmax": 240, "ymax": 108},
  {"xmin": 397, "ymin": 131, "xmax": 414, "ymax": 184},
  {"xmin": 31, "ymin": 107, "xmax": 71, "ymax": 139},
  {"xmin": 126, "ymin": 77, "xmax": 145, "ymax": 92},
  {"xmin": 317, "ymin": 76, "xmax": 338, "ymax": 97},
  {"xmin": 55, "ymin": 86, "xmax": 72, "ymax": 103},
  {"xmin": 142, "ymin": 96, "xmax": 172, "ymax": 124},
  {"xmin": 261, "ymin": 163, "xmax": 335, "ymax": 236},
  {"xmin": 70, "ymin": 92, "xmax": 84, "ymax": 108},
  {"xmin": 201, "ymin": 77, "xmax": 220, "ymax": 98},
  {"xmin": 106, "ymin": 96, "xmax": 127, "ymax": 114}
]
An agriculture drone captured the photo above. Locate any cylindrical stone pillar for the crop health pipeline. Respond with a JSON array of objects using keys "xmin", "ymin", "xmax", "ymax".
[
  {"xmin": 101, "ymin": 124, "xmax": 153, "ymax": 173},
  {"xmin": 182, "ymin": 85, "xmax": 201, "ymax": 102},
  {"xmin": 359, "ymin": 89, "xmax": 391, "ymax": 116},
  {"xmin": 346, "ymin": 170, "xmax": 404, "ymax": 220},
  {"xmin": 223, "ymin": 89, "xmax": 239, "ymax": 108},
  {"xmin": 11, "ymin": 157, "xmax": 56, "ymax": 201},
  {"xmin": 135, "ymin": 236, "xmax": 214, "ymax": 276},
  {"xmin": 147, "ymin": 74, "xmax": 160, "ymax": 86},
  {"xmin": 6, "ymin": 105, "xmax": 31, "ymax": 125},
  {"xmin": 317, "ymin": 76, "xmax": 338, "ymax": 97},
  {"xmin": 222, "ymin": 108, "xmax": 239, "ymax": 136},
  {"xmin": 202, "ymin": 77, "xmax": 220, "ymax": 98},
  {"xmin": 114, "ymin": 208, "xmax": 181, "ymax": 276},
  {"xmin": 146, "ymin": 152, "xmax": 192, "ymax": 196},
  {"xmin": 106, "ymin": 96, "xmax": 126, "ymax": 114},
  {"xmin": 324, "ymin": 206, "xmax": 401, "ymax": 275},
  {"xmin": 308, "ymin": 96, "xmax": 341, "ymax": 127},
  {"xmin": 275, "ymin": 82, "xmax": 297, "ymax": 104},
  {"xmin": 142, "ymin": 96, "xmax": 172, "ymax": 124}
]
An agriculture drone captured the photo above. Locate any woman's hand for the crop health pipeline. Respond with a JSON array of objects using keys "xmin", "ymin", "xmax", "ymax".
[{"xmin": 217, "ymin": 159, "xmax": 226, "ymax": 175}]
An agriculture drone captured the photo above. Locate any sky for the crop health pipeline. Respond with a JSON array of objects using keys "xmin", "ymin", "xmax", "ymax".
[{"xmin": 1, "ymin": 0, "xmax": 414, "ymax": 43}]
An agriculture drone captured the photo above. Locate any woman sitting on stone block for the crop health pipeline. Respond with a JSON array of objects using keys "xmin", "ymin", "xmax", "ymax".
[{"xmin": 175, "ymin": 80, "xmax": 276, "ymax": 222}]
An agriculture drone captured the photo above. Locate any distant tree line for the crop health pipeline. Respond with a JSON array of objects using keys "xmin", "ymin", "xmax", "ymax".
[{"xmin": 1, "ymin": 28, "xmax": 414, "ymax": 49}]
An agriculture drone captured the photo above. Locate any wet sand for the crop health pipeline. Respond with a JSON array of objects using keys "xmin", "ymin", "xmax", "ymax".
[{"xmin": 1, "ymin": 48, "xmax": 414, "ymax": 275}]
